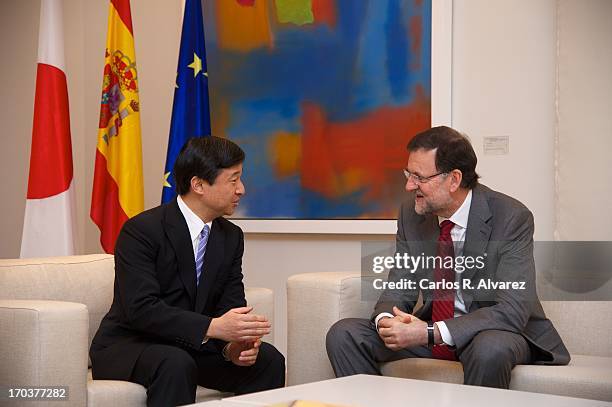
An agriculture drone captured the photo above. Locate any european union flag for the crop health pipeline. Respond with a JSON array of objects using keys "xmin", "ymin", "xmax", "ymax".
[{"xmin": 161, "ymin": 0, "xmax": 211, "ymax": 203}]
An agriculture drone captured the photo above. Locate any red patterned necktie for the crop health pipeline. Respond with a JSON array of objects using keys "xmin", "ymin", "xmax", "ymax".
[{"xmin": 431, "ymin": 219, "xmax": 457, "ymax": 360}]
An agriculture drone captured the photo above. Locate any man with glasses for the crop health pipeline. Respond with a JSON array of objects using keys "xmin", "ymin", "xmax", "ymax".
[{"xmin": 326, "ymin": 126, "xmax": 569, "ymax": 389}]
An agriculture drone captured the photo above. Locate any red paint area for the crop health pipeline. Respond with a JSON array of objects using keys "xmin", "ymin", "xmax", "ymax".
[
  {"xmin": 27, "ymin": 63, "xmax": 73, "ymax": 199},
  {"xmin": 236, "ymin": 0, "xmax": 256, "ymax": 6},
  {"xmin": 111, "ymin": 0, "xmax": 134, "ymax": 35},
  {"xmin": 90, "ymin": 150, "xmax": 129, "ymax": 254},
  {"xmin": 301, "ymin": 87, "xmax": 430, "ymax": 201},
  {"xmin": 312, "ymin": 0, "xmax": 336, "ymax": 27},
  {"xmin": 409, "ymin": 15, "xmax": 422, "ymax": 69}
]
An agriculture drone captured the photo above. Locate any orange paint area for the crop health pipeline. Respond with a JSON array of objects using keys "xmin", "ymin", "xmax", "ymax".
[
  {"xmin": 268, "ymin": 131, "xmax": 302, "ymax": 178},
  {"xmin": 301, "ymin": 87, "xmax": 430, "ymax": 201},
  {"xmin": 216, "ymin": 0, "xmax": 273, "ymax": 52},
  {"xmin": 210, "ymin": 97, "xmax": 231, "ymax": 138}
]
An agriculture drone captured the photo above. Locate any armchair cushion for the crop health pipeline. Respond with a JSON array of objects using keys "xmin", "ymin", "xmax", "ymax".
[{"xmin": 0, "ymin": 300, "xmax": 89, "ymax": 406}]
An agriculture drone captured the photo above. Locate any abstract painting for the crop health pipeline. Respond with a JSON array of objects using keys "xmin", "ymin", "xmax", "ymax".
[{"xmin": 203, "ymin": 0, "xmax": 432, "ymax": 219}]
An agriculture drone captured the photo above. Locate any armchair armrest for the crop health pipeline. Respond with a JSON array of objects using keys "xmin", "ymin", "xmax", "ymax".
[
  {"xmin": 245, "ymin": 287, "xmax": 274, "ymax": 344},
  {"xmin": 287, "ymin": 272, "xmax": 375, "ymax": 385},
  {"xmin": 0, "ymin": 300, "xmax": 89, "ymax": 406}
]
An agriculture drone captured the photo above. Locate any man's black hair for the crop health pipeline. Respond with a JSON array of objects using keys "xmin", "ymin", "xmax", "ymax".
[
  {"xmin": 174, "ymin": 136, "xmax": 245, "ymax": 195},
  {"xmin": 407, "ymin": 126, "xmax": 480, "ymax": 189}
]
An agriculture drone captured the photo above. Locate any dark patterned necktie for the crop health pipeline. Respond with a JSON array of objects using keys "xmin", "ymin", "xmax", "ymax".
[
  {"xmin": 195, "ymin": 224, "xmax": 210, "ymax": 286},
  {"xmin": 431, "ymin": 220, "xmax": 457, "ymax": 360}
]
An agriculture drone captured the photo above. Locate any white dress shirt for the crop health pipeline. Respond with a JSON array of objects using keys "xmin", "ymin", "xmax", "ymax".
[
  {"xmin": 177, "ymin": 195, "xmax": 212, "ymax": 260},
  {"xmin": 376, "ymin": 190, "xmax": 473, "ymax": 347}
]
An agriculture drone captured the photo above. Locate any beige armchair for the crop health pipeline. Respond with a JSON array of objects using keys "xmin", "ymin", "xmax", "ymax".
[
  {"xmin": 287, "ymin": 272, "xmax": 612, "ymax": 402},
  {"xmin": 0, "ymin": 254, "xmax": 275, "ymax": 407}
]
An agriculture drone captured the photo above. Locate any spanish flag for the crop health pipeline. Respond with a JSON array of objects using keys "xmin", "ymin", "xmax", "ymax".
[{"xmin": 91, "ymin": 0, "xmax": 143, "ymax": 254}]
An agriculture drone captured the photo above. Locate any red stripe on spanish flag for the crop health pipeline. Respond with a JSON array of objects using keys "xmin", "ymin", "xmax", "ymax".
[
  {"xmin": 91, "ymin": 0, "xmax": 143, "ymax": 254},
  {"xmin": 91, "ymin": 150, "xmax": 129, "ymax": 254},
  {"xmin": 110, "ymin": 0, "xmax": 133, "ymax": 35}
]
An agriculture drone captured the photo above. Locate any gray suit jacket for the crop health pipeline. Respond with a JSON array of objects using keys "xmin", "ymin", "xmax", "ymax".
[{"xmin": 373, "ymin": 184, "xmax": 570, "ymax": 365}]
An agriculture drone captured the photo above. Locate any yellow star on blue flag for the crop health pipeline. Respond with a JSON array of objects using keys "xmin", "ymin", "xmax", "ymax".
[
  {"xmin": 163, "ymin": 172, "xmax": 172, "ymax": 188},
  {"xmin": 188, "ymin": 53, "xmax": 202, "ymax": 77}
]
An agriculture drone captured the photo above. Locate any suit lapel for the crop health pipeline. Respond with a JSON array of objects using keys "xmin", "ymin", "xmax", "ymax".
[
  {"xmin": 461, "ymin": 185, "xmax": 493, "ymax": 307},
  {"xmin": 415, "ymin": 214, "xmax": 438, "ymax": 303},
  {"xmin": 195, "ymin": 218, "xmax": 224, "ymax": 314},
  {"xmin": 416, "ymin": 214, "xmax": 439, "ymax": 263},
  {"xmin": 163, "ymin": 200, "xmax": 197, "ymax": 306},
  {"xmin": 416, "ymin": 214, "xmax": 439, "ymax": 249}
]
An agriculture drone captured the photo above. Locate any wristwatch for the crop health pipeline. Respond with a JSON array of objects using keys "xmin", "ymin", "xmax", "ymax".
[{"xmin": 427, "ymin": 321, "xmax": 435, "ymax": 349}]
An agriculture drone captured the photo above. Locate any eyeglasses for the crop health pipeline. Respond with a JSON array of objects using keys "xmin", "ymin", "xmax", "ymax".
[{"xmin": 403, "ymin": 169, "xmax": 447, "ymax": 184}]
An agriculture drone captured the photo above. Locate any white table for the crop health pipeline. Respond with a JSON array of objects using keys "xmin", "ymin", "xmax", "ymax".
[{"xmin": 190, "ymin": 375, "xmax": 610, "ymax": 406}]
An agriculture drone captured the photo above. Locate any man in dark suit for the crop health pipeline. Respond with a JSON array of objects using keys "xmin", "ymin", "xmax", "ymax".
[
  {"xmin": 326, "ymin": 126, "xmax": 569, "ymax": 389},
  {"xmin": 91, "ymin": 136, "xmax": 285, "ymax": 406}
]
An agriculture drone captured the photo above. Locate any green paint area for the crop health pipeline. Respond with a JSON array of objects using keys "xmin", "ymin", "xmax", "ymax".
[{"xmin": 275, "ymin": 0, "xmax": 314, "ymax": 25}]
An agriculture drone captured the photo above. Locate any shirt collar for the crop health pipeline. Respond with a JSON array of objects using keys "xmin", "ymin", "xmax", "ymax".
[
  {"xmin": 438, "ymin": 189, "xmax": 472, "ymax": 229},
  {"xmin": 177, "ymin": 195, "xmax": 212, "ymax": 241}
]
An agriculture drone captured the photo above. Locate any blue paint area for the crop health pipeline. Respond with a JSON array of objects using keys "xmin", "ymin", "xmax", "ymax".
[
  {"xmin": 227, "ymin": 99, "xmax": 302, "ymax": 137},
  {"xmin": 203, "ymin": 0, "xmax": 432, "ymax": 218},
  {"xmin": 298, "ymin": 189, "xmax": 380, "ymax": 219},
  {"xmin": 207, "ymin": 29, "xmax": 358, "ymax": 121},
  {"xmin": 420, "ymin": 0, "xmax": 432, "ymax": 96},
  {"xmin": 201, "ymin": 0, "xmax": 217, "ymax": 44},
  {"xmin": 241, "ymin": 176, "xmax": 302, "ymax": 218},
  {"xmin": 238, "ymin": 170, "xmax": 386, "ymax": 218},
  {"xmin": 242, "ymin": 181, "xmax": 381, "ymax": 219},
  {"xmin": 351, "ymin": 0, "xmax": 391, "ymax": 113},
  {"xmin": 386, "ymin": 0, "xmax": 409, "ymax": 102}
]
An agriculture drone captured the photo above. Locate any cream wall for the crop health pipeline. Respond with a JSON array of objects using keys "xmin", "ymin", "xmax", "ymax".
[
  {"xmin": 555, "ymin": 0, "xmax": 612, "ymax": 240},
  {"xmin": 0, "ymin": 0, "xmax": 39, "ymax": 258},
  {"xmin": 1, "ymin": 0, "xmax": 610, "ymax": 354},
  {"xmin": 453, "ymin": 0, "xmax": 556, "ymax": 241}
]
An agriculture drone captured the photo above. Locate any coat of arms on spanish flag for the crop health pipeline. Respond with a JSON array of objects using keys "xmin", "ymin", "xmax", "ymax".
[{"xmin": 91, "ymin": 0, "xmax": 143, "ymax": 254}]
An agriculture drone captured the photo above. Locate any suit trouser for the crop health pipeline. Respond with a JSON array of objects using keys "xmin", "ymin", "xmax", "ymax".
[
  {"xmin": 326, "ymin": 318, "xmax": 532, "ymax": 389},
  {"xmin": 130, "ymin": 342, "xmax": 285, "ymax": 407}
]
